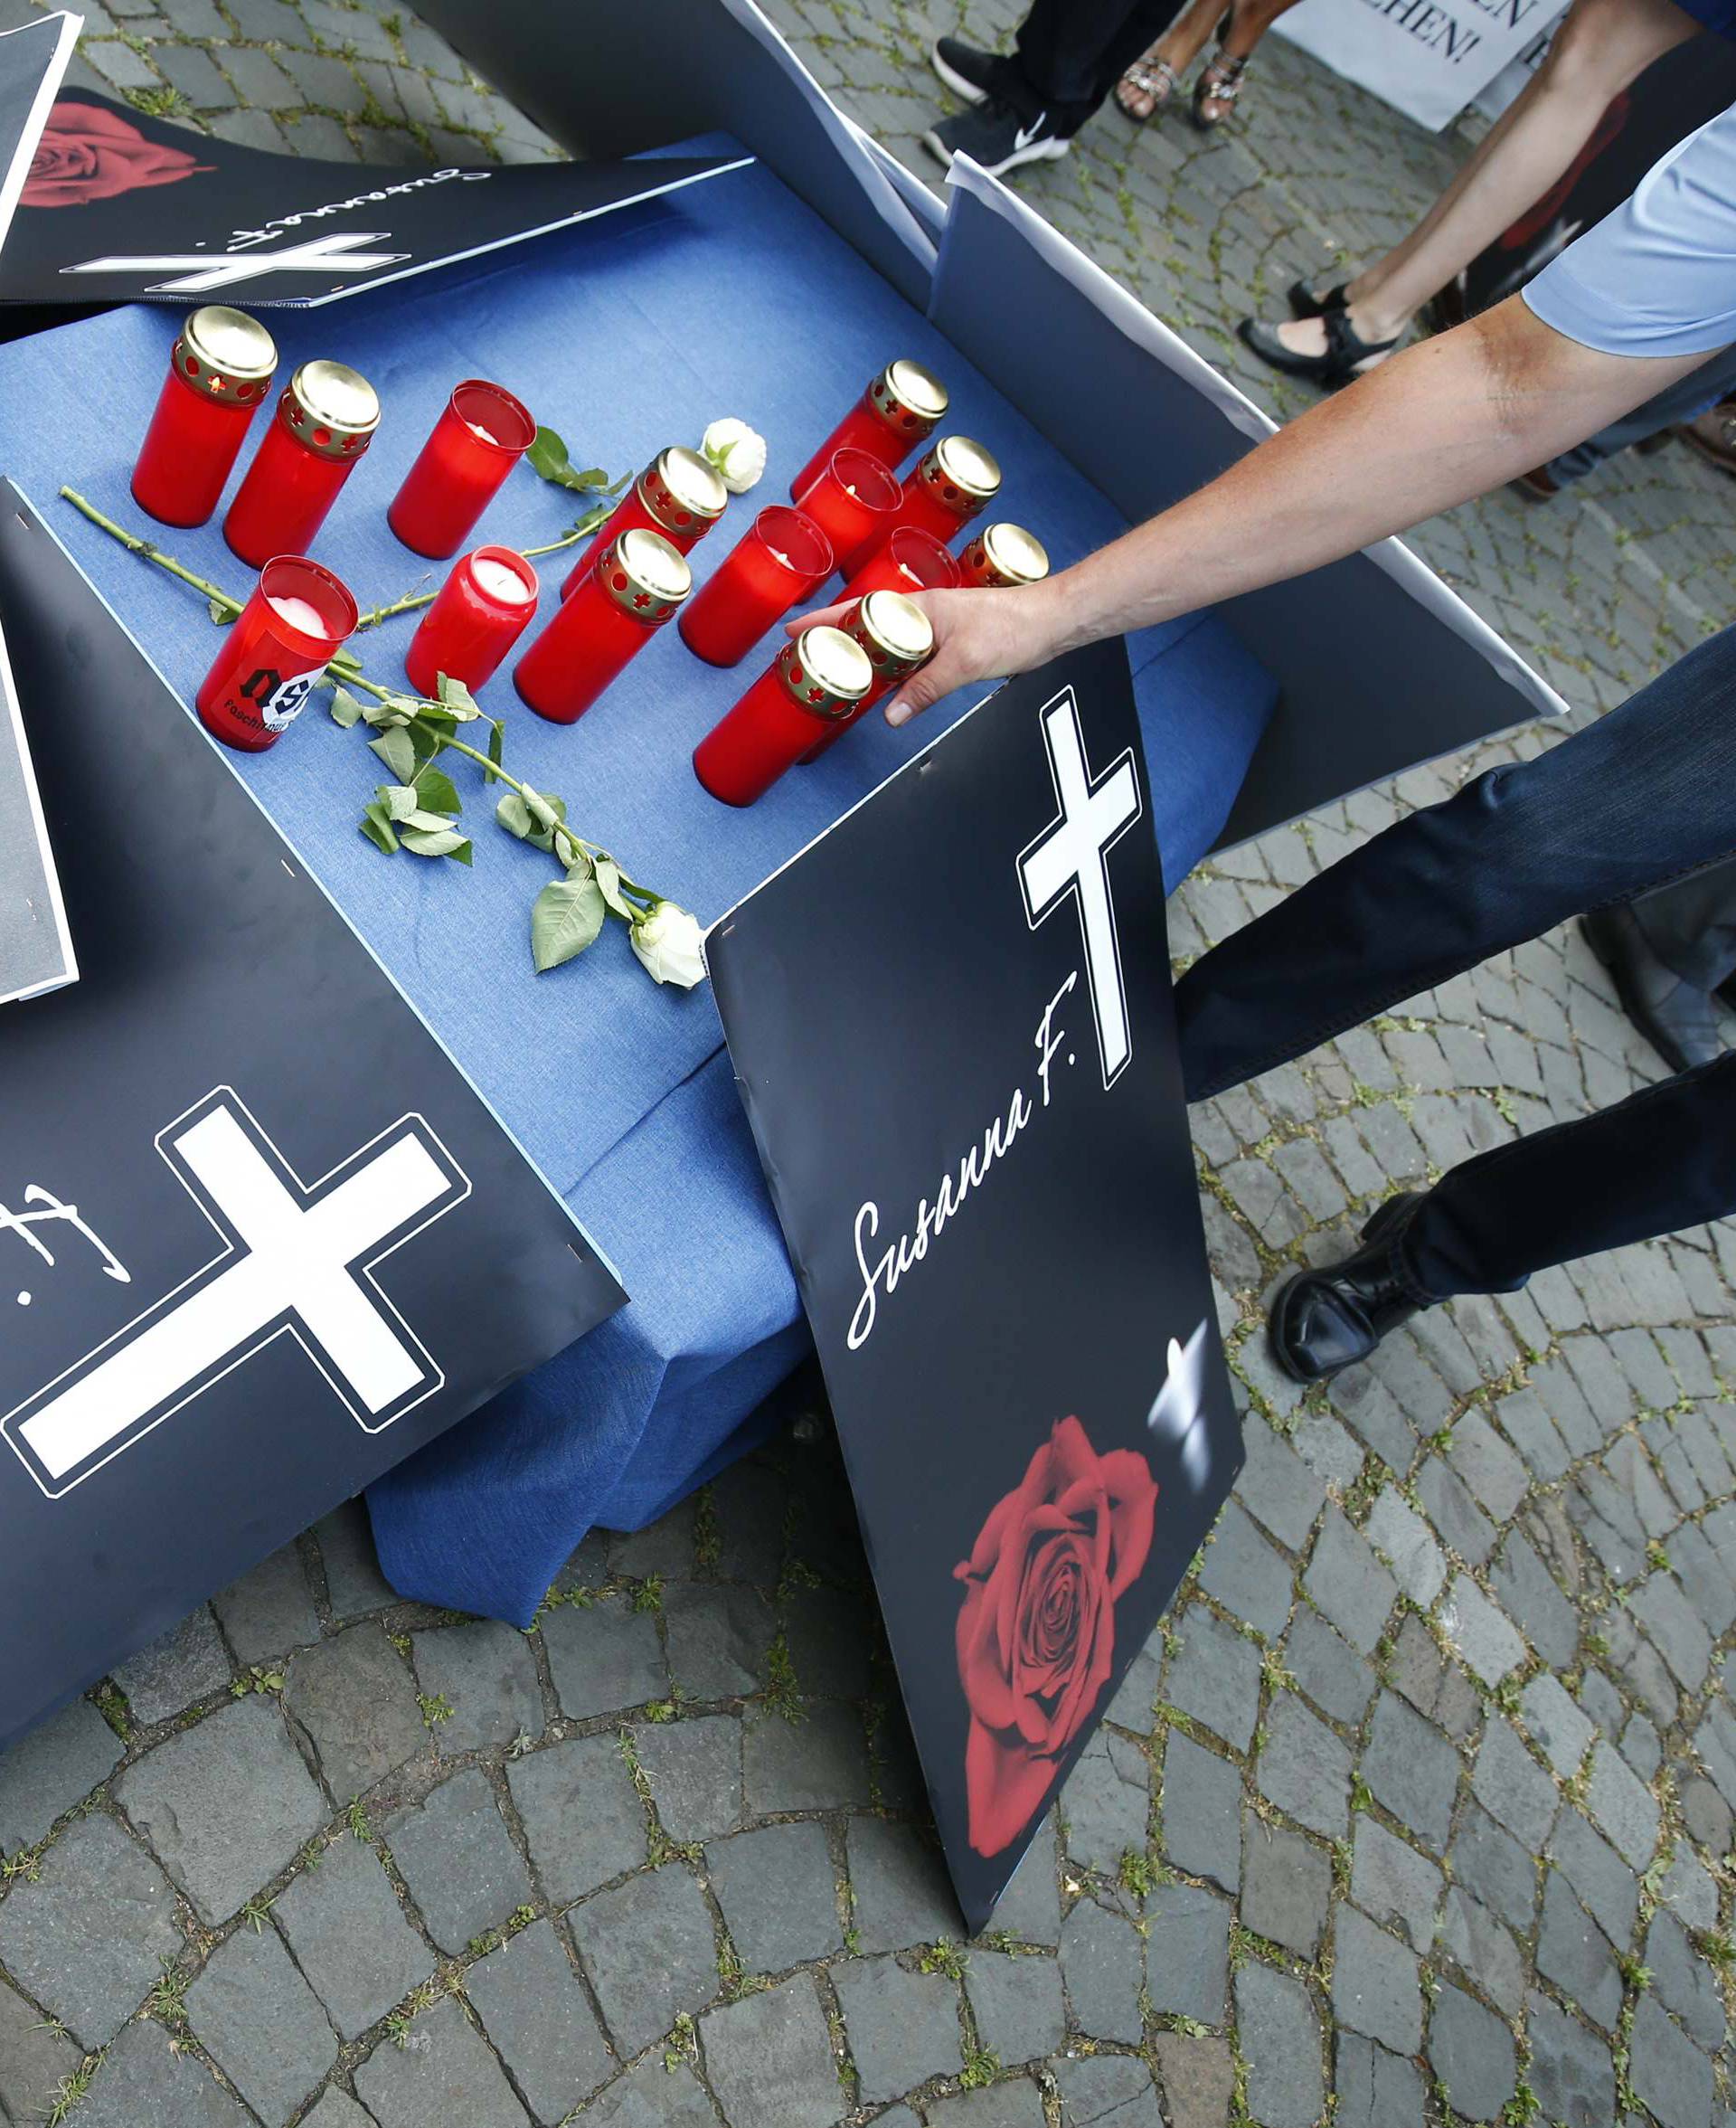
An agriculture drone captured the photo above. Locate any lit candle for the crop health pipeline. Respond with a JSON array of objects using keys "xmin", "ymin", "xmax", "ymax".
[
  {"xmin": 693, "ymin": 625, "xmax": 874, "ymax": 807},
  {"xmin": 677, "ymin": 506, "xmax": 835, "ymax": 668},
  {"xmin": 799, "ymin": 591, "xmax": 936, "ymax": 764},
  {"xmin": 198, "ymin": 555, "xmax": 358, "ymax": 753},
  {"xmin": 838, "ymin": 525, "xmax": 961, "ymax": 603},
  {"xmin": 560, "ymin": 447, "xmax": 728, "ymax": 599},
  {"xmin": 514, "ymin": 528, "xmax": 690, "ymax": 724},
  {"xmin": 387, "ymin": 378, "xmax": 536, "ymax": 561},
  {"xmin": 405, "ymin": 545, "xmax": 540, "ymax": 698},
  {"xmin": 863, "ymin": 435, "xmax": 1002, "ymax": 572},
  {"xmin": 789, "ymin": 359, "xmax": 948, "ymax": 500},
  {"xmin": 790, "ymin": 448, "xmax": 901, "ymax": 582},
  {"xmin": 224, "ymin": 359, "xmax": 381, "ymax": 568},
  {"xmin": 958, "ymin": 521, "xmax": 1051, "ymax": 590},
  {"xmin": 132, "ymin": 306, "xmax": 278, "ymax": 529}
]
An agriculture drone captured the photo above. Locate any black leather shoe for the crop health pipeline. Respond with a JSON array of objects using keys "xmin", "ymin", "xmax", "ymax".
[
  {"xmin": 1269, "ymin": 1193, "xmax": 1427, "ymax": 1383},
  {"xmin": 1582, "ymin": 903, "xmax": 1724, "ymax": 1073}
]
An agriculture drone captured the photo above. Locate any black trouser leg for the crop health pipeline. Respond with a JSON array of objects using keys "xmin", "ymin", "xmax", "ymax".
[
  {"xmin": 1006, "ymin": 0, "xmax": 1184, "ymax": 120},
  {"xmin": 1631, "ymin": 853, "xmax": 1736, "ymax": 994}
]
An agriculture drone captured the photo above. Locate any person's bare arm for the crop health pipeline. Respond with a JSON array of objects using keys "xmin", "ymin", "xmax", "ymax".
[{"xmin": 793, "ymin": 295, "xmax": 1712, "ymax": 724}]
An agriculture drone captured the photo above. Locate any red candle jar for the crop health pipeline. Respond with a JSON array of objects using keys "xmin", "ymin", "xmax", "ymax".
[
  {"xmin": 224, "ymin": 359, "xmax": 382, "ymax": 569},
  {"xmin": 788, "ymin": 358, "xmax": 948, "ymax": 500},
  {"xmin": 561, "ymin": 447, "xmax": 728, "ymax": 599},
  {"xmin": 840, "ymin": 525, "xmax": 962, "ymax": 603},
  {"xmin": 678, "ymin": 506, "xmax": 834, "ymax": 669},
  {"xmin": 131, "ymin": 306, "xmax": 278, "ymax": 528},
  {"xmin": 876, "ymin": 434, "xmax": 1002, "ymax": 559},
  {"xmin": 196, "ymin": 555, "xmax": 358, "ymax": 753},
  {"xmin": 515, "ymin": 526, "xmax": 690, "ymax": 725},
  {"xmin": 791, "ymin": 449, "xmax": 901, "ymax": 582},
  {"xmin": 405, "ymin": 545, "xmax": 539, "ymax": 698},
  {"xmin": 387, "ymin": 379, "xmax": 536, "ymax": 560},
  {"xmin": 693, "ymin": 624, "xmax": 873, "ymax": 807},
  {"xmin": 958, "ymin": 521, "xmax": 1051, "ymax": 590},
  {"xmin": 799, "ymin": 591, "xmax": 936, "ymax": 764}
]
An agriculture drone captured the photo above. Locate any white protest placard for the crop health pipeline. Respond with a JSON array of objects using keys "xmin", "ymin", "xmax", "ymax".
[{"xmin": 1274, "ymin": 0, "xmax": 1570, "ymax": 130}]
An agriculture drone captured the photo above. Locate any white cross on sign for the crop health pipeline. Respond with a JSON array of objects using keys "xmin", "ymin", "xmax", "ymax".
[
  {"xmin": 60, "ymin": 231, "xmax": 410, "ymax": 296},
  {"xmin": 1017, "ymin": 687, "xmax": 1144, "ymax": 1089},
  {"xmin": 2, "ymin": 1088, "xmax": 469, "ymax": 1501}
]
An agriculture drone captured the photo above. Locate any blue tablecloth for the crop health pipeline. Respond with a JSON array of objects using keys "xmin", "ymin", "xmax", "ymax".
[{"xmin": 0, "ymin": 137, "xmax": 1276, "ymax": 1623}]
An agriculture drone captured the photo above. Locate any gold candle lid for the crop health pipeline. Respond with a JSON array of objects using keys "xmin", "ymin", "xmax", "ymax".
[
  {"xmin": 920, "ymin": 434, "xmax": 1002, "ymax": 511},
  {"xmin": 779, "ymin": 624, "xmax": 874, "ymax": 719},
  {"xmin": 962, "ymin": 522, "xmax": 1050, "ymax": 588},
  {"xmin": 174, "ymin": 306, "xmax": 278, "ymax": 407},
  {"xmin": 868, "ymin": 358, "xmax": 948, "ymax": 439},
  {"xmin": 282, "ymin": 359, "xmax": 381, "ymax": 460},
  {"xmin": 639, "ymin": 446, "xmax": 728, "ymax": 534},
  {"xmin": 846, "ymin": 590, "xmax": 935, "ymax": 680},
  {"xmin": 599, "ymin": 525, "xmax": 691, "ymax": 623}
]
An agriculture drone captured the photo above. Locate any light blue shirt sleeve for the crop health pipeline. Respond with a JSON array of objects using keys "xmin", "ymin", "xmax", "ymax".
[{"xmin": 1524, "ymin": 101, "xmax": 1736, "ymax": 358}]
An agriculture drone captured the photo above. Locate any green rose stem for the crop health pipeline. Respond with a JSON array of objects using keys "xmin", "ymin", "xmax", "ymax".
[{"xmin": 60, "ymin": 486, "xmax": 246, "ymax": 620}]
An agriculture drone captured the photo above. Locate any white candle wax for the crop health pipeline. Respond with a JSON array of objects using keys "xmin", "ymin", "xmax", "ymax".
[
  {"xmin": 467, "ymin": 420, "xmax": 501, "ymax": 447},
  {"xmin": 267, "ymin": 592, "xmax": 327, "ymax": 638},
  {"xmin": 470, "ymin": 555, "xmax": 532, "ymax": 604}
]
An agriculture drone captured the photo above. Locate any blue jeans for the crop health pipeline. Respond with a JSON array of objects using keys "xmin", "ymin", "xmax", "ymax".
[
  {"xmin": 1175, "ymin": 623, "xmax": 1736, "ymax": 1300},
  {"xmin": 1545, "ymin": 345, "xmax": 1736, "ymax": 487}
]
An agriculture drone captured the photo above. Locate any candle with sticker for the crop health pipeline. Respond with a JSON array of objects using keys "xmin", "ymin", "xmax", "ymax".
[
  {"xmin": 131, "ymin": 306, "xmax": 278, "ymax": 529},
  {"xmin": 790, "ymin": 448, "xmax": 901, "ymax": 582},
  {"xmin": 404, "ymin": 544, "xmax": 539, "ymax": 698},
  {"xmin": 788, "ymin": 359, "xmax": 948, "ymax": 500},
  {"xmin": 514, "ymin": 526, "xmax": 690, "ymax": 725},
  {"xmin": 958, "ymin": 521, "xmax": 1050, "ymax": 591},
  {"xmin": 223, "ymin": 359, "xmax": 381, "ymax": 568},
  {"xmin": 678, "ymin": 506, "xmax": 835, "ymax": 668},
  {"xmin": 839, "ymin": 525, "xmax": 961, "ymax": 603},
  {"xmin": 693, "ymin": 624, "xmax": 873, "ymax": 807},
  {"xmin": 799, "ymin": 591, "xmax": 936, "ymax": 763},
  {"xmin": 873, "ymin": 435, "xmax": 1002, "ymax": 560},
  {"xmin": 197, "ymin": 555, "xmax": 358, "ymax": 753},
  {"xmin": 561, "ymin": 447, "xmax": 728, "ymax": 599},
  {"xmin": 387, "ymin": 379, "xmax": 536, "ymax": 560}
]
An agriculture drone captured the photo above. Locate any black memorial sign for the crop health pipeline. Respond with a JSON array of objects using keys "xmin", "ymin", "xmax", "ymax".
[
  {"xmin": 708, "ymin": 640, "xmax": 1242, "ymax": 1928},
  {"xmin": 0, "ymin": 486, "xmax": 626, "ymax": 1753},
  {"xmin": 0, "ymin": 87, "xmax": 741, "ymax": 311}
]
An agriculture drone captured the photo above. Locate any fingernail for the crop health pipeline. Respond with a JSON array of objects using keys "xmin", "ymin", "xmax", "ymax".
[{"xmin": 885, "ymin": 700, "xmax": 909, "ymax": 727}]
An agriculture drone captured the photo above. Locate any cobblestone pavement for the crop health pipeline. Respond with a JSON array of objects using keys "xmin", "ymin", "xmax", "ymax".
[{"xmin": 4, "ymin": 1, "xmax": 1736, "ymax": 2124}]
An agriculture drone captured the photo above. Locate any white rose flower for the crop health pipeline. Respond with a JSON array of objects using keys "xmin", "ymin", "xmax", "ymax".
[
  {"xmin": 701, "ymin": 417, "xmax": 768, "ymax": 495},
  {"xmin": 630, "ymin": 901, "xmax": 707, "ymax": 988}
]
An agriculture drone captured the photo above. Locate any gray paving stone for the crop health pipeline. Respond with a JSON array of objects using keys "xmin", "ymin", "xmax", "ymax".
[
  {"xmin": 781, "ymin": 1581, "xmax": 878, "ymax": 1702},
  {"xmin": 1646, "ymin": 1911, "xmax": 1727, "ymax": 2051},
  {"xmin": 314, "ymin": 1499, "xmax": 395, "ymax": 1619},
  {"xmin": 1657, "ymin": 1847, "xmax": 1720, "ymax": 1933},
  {"xmin": 846, "ymin": 1817, "xmax": 956, "ymax": 1953},
  {"xmin": 1104, "ymin": 1638, "xmax": 1163, "ymax": 1732},
  {"xmin": 1161, "ymin": 1731, "xmax": 1241, "ymax": 1895},
  {"xmin": 584, "ymin": 2055, "xmax": 717, "ymax": 2125},
  {"xmin": 1165, "ymin": 1604, "xmax": 1262, "ymax": 1753},
  {"xmin": 111, "ymin": 1606, "xmax": 230, "ymax": 1725},
  {"xmin": 1349, "ymin": 1818, "xmax": 1439, "ymax": 1953},
  {"xmin": 410, "ymin": 1620, "xmax": 543, "ymax": 1753},
  {"xmin": 1241, "ymin": 1815, "xmax": 1330, "ymax": 1958},
  {"xmin": 1255, "ymin": 1691, "xmax": 1351, "ymax": 1840},
  {"xmin": 707, "ymin": 1821, "xmax": 843, "ymax": 1972},
  {"xmin": 1579, "ymin": 1666, "xmax": 1629, "ymax": 1742},
  {"xmin": 966, "ymin": 1949, "xmax": 1065, "ymax": 2066},
  {"xmin": 1439, "ymin": 1573, "xmax": 1524, "ymax": 1684},
  {"xmin": 65, "ymin": 2017, "xmax": 251, "ymax": 2128},
  {"xmin": 659, "ymin": 1582, "xmax": 773, "ymax": 1701},
  {"xmin": 1437, "ymin": 1885, "xmax": 1525, "ymax": 2016},
  {"xmin": 929, "ymin": 2083, "xmax": 1049, "ymax": 2126},
  {"xmin": 184, "ymin": 1917, "xmax": 338, "ymax": 2124},
  {"xmin": 1332, "ymin": 1903, "xmax": 1420, "ymax": 2054},
  {"xmin": 1662, "ymin": 1521, "xmax": 1736, "ymax": 1637},
  {"xmin": 1446, "ymin": 1413, "xmax": 1531, "ymax": 1524},
  {"xmin": 1491, "ymin": 1529, "xmax": 1579, "ymax": 1668},
  {"xmin": 1363, "ymin": 1487, "xmax": 1445, "ymax": 1606},
  {"xmin": 0, "ymin": 1698, "xmax": 122, "ymax": 1855},
  {"xmin": 1302, "ymin": 1509, "xmax": 1395, "ymax": 1655},
  {"xmin": 1281, "ymin": 1609, "xmax": 1375, "ymax": 1727},
  {"xmin": 1335, "ymin": 2033, "xmax": 1424, "ymax": 2128},
  {"xmin": 1628, "ymin": 1993, "xmax": 1716, "ymax": 2128},
  {"xmin": 509, "ymin": 1732, "xmax": 646, "ymax": 1902},
  {"xmin": 300, "ymin": 2093, "xmax": 377, "ymax": 2128},
  {"xmin": 1537, "ymin": 1875, "xmax": 1624, "ymax": 2032},
  {"xmin": 1233, "ymin": 1418, "xmax": 1326, "ymax": 1551},
  {"xmin": 1061, "ymin": 1729, "xmax": 1151, "ymax": 1877},
  {"xmin": 1634, "ymin": 1574, "xmax": 1715, "ymax": 1692},
  {"xmin": 743, "ymin": 1704, "xmax": 871, "ymax": 1812},
  {"xmin": 1329, "ymin": 1367, "xmax": 1418, "ymax": 1474},
  {"xmin": 1050, "ymin": 2052, "xmax": 1164, "ymax": 2124},
  {"xmin": 0, "ymin": 1972, "xmax": 83, "ymax": 2126},
  {"xmin": 1144, "ymin": 1881, "xmax": 1229, "ymax": 2025},
  {"xmin": 541, "ymin": 1595, "xmax": 667, "ymax": 1720},
  {"xmin": 1526, "ymin": 1989, "xmax": 1616, "ymax": 2128},
  {"xmin": 1363, "ymin": 1692, "xmax": 1460, "ymax": 1853},
  {"xmin": 467, "ymin": 1919, "xmax": 613, "ymax": 2122},
  {"xmin": 1234, "ymin": 1960, "xmax": 1322, "ymax": 2128},
  {"xmin": 1550, "ymin": 1808, "xmax": 1640, "ymax": 1946},
  {"xmin": 569, "ymin": 1865, "xmax": 719, "ymax": 2059},
  {"xmin": 273, "ymin": 1834, "xmax": 433, "ymax": 2040},
  {"xmin": 698, "ymin": 1972, "xmax": 846, "ymax": 2128},
  {"xmin": 284, "ymin": 1623, "xmax": 427, "ymax": 1803},
  {"xmin": 1682, "ymin": 1775, "xmax": 1732, "ymax": 1855},
  {"xmin": 1197, "ymin": 1502, "xmax": 1293, "ymax": 1640},
  {"xmin": 632, "ymin": 1715, "xmax": 744, "ymax": 1847},
  {"xmin": 1471, "ymin": 1716, "xmax": 1557, "ymax": 1851},
  {"xmin": 385, "ymin": 1765, "xmax": 532, "ymax": 1953},
  {"xmin": 833, "ymin": 1954, "xmax": 962, "ymax": 2102},
  {"xmin": 1415, "ymin": 1456, "xmax": 1497, "ymax": 1568},
  {"xmin": 212, "ymin": 1545, "xmax": 321, "ymax": 1666},
  {"xmin": 1448, "ymin": 1798, "xmax": 1537, "ymax": 1934},
  {"xmin": 1606, "ymin": 1435, "xmax": 1678, "ymax": 1540},
  {"xmin": 1519, "ymin": 1672, "xmax": 1594, "ymax": 1777},
  {"xmin": 1427, "ymin": 1982, "xmax": 1515, "ymax": 2123},
  {"xmin": 1583, "ymin": 1736, "xmax": 1660, "ymax": 1869},
  {"xmin": 1057, "ymin": 1895, "xmax": 1144, "ymax": 2045},
  {"xmin": 986, "ymin": 1811, "xmax": 1061, "ymax": 1947},
  {"xmin": 354, "ymin": 1994, "xmax": 531, "ymax": 2128},
  {"xmin": 0, "ymin": 1811, "xmax": 181, "ymax": 2048}
]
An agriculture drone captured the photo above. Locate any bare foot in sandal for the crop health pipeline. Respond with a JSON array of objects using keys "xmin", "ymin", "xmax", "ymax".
[{"xmin": 1116, "ymin": 52, "xmax": 1178, "ymax": 120}]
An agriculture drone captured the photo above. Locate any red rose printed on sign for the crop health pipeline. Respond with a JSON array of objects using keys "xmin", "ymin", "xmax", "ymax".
[
  {"xmin": 953, "ymin": 1416, "xmax": 1158, "ymax": 1857},
  {"xmin": 22, "ymin": 101, "xmax": 210, "ymax": 209}
]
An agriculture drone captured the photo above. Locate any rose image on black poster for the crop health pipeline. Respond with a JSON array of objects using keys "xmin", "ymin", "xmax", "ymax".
[{"xmin": 23, "ymin": 99, "xmax": 212, "ymax": 209}]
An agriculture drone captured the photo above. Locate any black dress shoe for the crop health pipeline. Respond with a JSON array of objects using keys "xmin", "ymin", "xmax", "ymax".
[
  {"xmin": 1582, "ymin": 903, "xmax": 1724, "ymax": 1073},
  {"xmin": 1269, "ymin": 1194, "xmax": 1428, "ymax": 1384},
  {"xmin": 929, "ymin": 36, "xmax": 1006, "ymax": 106}
]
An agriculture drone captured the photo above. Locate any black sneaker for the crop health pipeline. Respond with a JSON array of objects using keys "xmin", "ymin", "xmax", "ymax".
[
  {"xmin": 929, "ymin": 35, "xmax": 1004, "ymax": 106},
  {"xmin": 922, "ymin": 99, "xmax": 1071, "ymax": 177}
]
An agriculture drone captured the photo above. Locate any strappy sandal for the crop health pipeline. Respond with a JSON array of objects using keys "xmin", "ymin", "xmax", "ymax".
[
  {"xmin": 1192, "ymin": 37, "xmax": 1249, "ymax": 129},
  {"xmin": 1286, "ymin": 279, "xmax": 1349, "ymax": 321},
  {"xmin": 1116, "ymin": 53, "xmax": 1178, "ymax": 121},
  {"xmin": 1237, "ymin": 307, "xmax": 1401, "ymax": 388}
]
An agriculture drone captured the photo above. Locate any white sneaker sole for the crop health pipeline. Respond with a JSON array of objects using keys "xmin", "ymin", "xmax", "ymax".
[
  {"xmin": 920, "ymin": 128, "xmax": 1071, "ymax": 176},
  {"xmin": 929, "ymin": 40, "xmax": 992, "ymax": 105}
]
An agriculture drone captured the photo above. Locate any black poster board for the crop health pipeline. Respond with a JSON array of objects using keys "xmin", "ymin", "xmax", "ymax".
[
  {"xmin": 0, "ymin": 15, "xmax": 78, "ymax": 260},
  {"xmin": 707, "ymin": 643, "xmax": 1242, "ymax": 1929},
  {"xmin": 0, "ymin": 488, "xmax": 626, "ymax": 1753}
]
